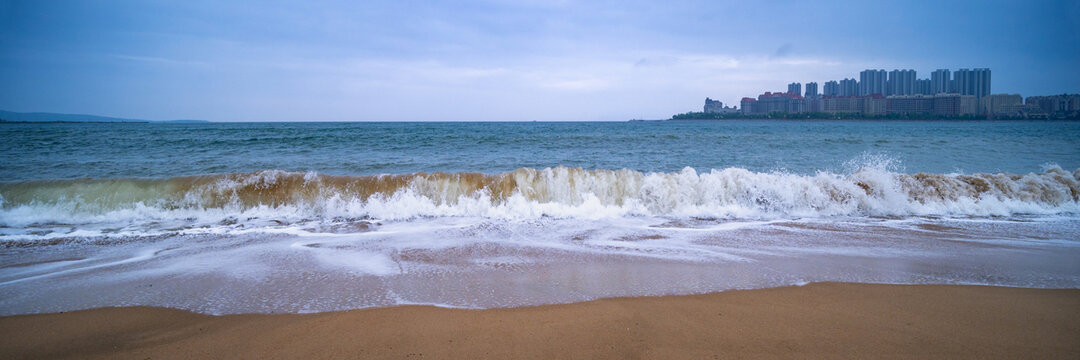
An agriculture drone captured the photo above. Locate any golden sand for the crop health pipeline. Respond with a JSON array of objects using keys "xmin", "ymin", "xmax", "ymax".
[{"xmin": 2, "ymin": 283, "xmax": 1077, "ymax": 359}]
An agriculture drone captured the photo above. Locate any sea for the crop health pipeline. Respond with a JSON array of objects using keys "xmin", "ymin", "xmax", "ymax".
[{"xmin": 1, "ymin": 120, "xmax": 1078, "ymax": 315}]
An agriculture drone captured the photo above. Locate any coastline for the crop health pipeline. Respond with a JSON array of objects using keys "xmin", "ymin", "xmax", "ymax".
[{"xmin": 2, "ymin": 283, "xmax": 1077, "ymax": 359}]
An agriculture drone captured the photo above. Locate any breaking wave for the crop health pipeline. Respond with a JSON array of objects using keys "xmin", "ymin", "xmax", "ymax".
[{"xmin": 2, "ymin": 165, "xmax": 1078, "ymax": 230}]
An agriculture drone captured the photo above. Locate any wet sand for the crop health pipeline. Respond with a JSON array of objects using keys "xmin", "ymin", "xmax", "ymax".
[{"xmin": 1, "ymin": 283, "xmax": 1077, "ymax": 359}]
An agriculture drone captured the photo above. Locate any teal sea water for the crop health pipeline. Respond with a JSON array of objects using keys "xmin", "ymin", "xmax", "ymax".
[
  {"xmin": 2, "ymin": 120, "xmax": 1079, "ymax": 180},
  {"xmin": 1, "ymin": 120, "xmax": 1078, "ymax": 315}
]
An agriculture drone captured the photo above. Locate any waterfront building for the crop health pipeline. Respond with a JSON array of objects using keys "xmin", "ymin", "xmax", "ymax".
[
  {"xmin": 741, "ymin": 97, "xmax": 757, "ymax": 115},
  {"xmin": 805, "ymin": 96, "xmax": 823, "ymax": 112},
  {"xmin": 932, "ymin": 94, "xmax": 960, "ymax": 116},
  {"xmin": 962, "ymin": 95, "xmax": 978, "ymax": 114},
  {"xmin": 887, "ymin": 95, "xmax": 935, "ymax": 115},
  {"xmin": 741, "ymin": 91, "xmax": 811, "ymax": 115},
  {"xmin": 805, "ymin": 82, "xmax": 818, "ymax": 98},
  {"xmin": 704, "ymin": 98, "xmax": 722, "ymax": 113},
  {"xmin": 788, "ymin": 83, "xmax": 802, "ymax": 96},
  {"xmin": 756, "ymin": 91, "xmax": 798, "ymax": 114},
  {"xmin": 823, "ymin": 81, "xmax": 839, "ymax": 96},
  {"xmin": 859, "ymin": 69, "xmax": 887, "ymax": 96},
  {"xmin": 822, "ymin": 96, "xmax": 861, "ymax": 113},
  {"xmin": 790, "ymin": 95, "xmax": 807, "ymax": 113},
  {"xmin": 863, "ymin": 94, "xmax": 887, "ymax": 115},
  {"xmin": 932, "ymin": 93, "xmax": 977, "ymax": 115},
  {"xmin": 756, "ymin": 92, "xmax": 787, "ymax": 114},
  {"xmin": 821, "ymin": 95, "xmax": 885, "ymax": 115},
  {"xmin": 704, "ymin": 98, "xmax": 739, "ymax": 113},
  {"xmin": 980, "ymin": 94, "xmax": 1023, "ymax": 116},
  {"xmin": 884, "ymin": 94, "xmax": 979, "ymax": 116},
  {"xmin": 1026, "ymin": 94, "xmax": 1080, "ymax": 115}
]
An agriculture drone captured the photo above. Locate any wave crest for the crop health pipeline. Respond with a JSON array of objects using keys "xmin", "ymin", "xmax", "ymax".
[{"xmin": 1, "ymin": 166, "xmax": 1078, "ymax": 228}]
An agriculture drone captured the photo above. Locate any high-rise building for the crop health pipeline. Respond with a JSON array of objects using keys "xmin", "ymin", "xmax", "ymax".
[
  {"xmin": 931, "ymin": 69, "xmax": 951, "ymax": 94},
  {"xmin": 859, "ymin": 69, "xmax": 887, "ymax": 96},
  {"xmin": 973, "ymin": 68, "xmax": 991, "ymax": 99},
  {"xmin": 788, "ymin": 82, "xmax": 802, "ymax": 95},
  {"xmin": 805, "ymin": 82, "xmax": 818, "ymax": 97},
  {"xmin": 915, "ymin": 79, "xmax": 932, "ymax": 95},
  {"xmin": 954, "ymin": 69, "xmax": 973, "ymax": 96},
  {"xmin": 953, "ymin": 68, "xmax": 992, "ymax": 99},
  {"xmin": 903, "ymin": 70, "xmax": 917, "ymax": 95},
  {"xmin": 886, "ymin": 70, "xmax": 897, "ymax": 95},
  {"xmin": 823, "ymin": 81, "xmax": 839, "ymax": 96},
  {"xmin": 887, "ymin": 69, "xmax": 916, "ymax": 95},
  {"xmin": 840, "ymin": 78, "xmax": 858, "ymax": 96}
]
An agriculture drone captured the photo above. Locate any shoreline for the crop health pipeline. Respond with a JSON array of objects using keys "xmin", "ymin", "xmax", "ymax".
[{"xmin": 2, "ymin": 283, "xmax": 1077, "ymax": 359}]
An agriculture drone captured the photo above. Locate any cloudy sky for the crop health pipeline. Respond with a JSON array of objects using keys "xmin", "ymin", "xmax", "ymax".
[{"xmin": 1, "ymin": 0, "xmax": 1078, "ymax": 121}]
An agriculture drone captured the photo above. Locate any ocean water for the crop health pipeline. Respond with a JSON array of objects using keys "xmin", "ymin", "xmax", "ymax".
[
  {"xmin": 1, "ymin": 120, "xmax": 1079, "ymax": 315},
  {"xmin": 2, "ymin": 120, "xmax": 1079, "ymax": 180}
]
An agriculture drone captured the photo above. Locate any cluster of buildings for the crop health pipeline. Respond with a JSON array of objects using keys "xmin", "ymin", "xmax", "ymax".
[{"xmin": 702, "ymin": 68, "xmax": 1080, "ymax": 118}]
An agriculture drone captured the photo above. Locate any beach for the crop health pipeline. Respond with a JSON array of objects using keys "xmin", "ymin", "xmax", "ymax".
[
  {"xmin": 4, "ymin": 0, "xmax": 1079, "ymax": 357},
  {"xmin": 1, "ymin": 121, "xmax": 1078, "ymax": 358},
  {"xmin": 3, "ymin": 283, "xmax": 1078, "ymax": 359}
]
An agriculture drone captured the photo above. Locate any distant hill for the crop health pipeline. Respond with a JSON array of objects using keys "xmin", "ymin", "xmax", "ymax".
[{"xmin": 0, "ymin": 110, "xmax": 208, "ymax": 123}]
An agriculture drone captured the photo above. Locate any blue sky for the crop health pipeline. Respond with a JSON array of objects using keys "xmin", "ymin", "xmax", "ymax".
[{"xmin": 1, "ymin": 0, "xmax": 1078, "ymax": 121}]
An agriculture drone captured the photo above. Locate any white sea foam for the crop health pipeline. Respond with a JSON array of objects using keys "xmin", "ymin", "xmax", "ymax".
[{"xmin": 0, "ymin": 165, "xmax": 1077, "ymax": 241}]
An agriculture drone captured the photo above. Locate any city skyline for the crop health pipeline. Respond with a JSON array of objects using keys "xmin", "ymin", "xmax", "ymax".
[
  {"xmin": 776, "ymin": 67, "xmax": 993, "ymax": 100},
  {"xmin": 1, "ymin": 1, "xmax": 1079, "ymax": 121},
  {"xmin": 694, "ymin": 66, "xmax": 1079, "ymax": 119}
]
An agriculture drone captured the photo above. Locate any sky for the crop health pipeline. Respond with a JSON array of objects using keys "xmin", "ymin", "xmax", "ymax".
[{"xmin": 1, "ymin": 0, "xmax": 1078, "ymax": 121}]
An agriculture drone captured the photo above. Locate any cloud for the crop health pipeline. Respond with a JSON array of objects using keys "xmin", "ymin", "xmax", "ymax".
[
  {"xmin": 109, "ymin": 54, "xmax": 211, "ymax": 68},
  {"xmin": 537, "ymin": 78, "xmax": 612, "ymax": 91},
  {"xmin": 15, "ymin": 1, "xmax": 1068, "ymax": 121},
  {"xmin": 772, "ymin": 43, "xmax": 793, "ymax": 58},
  {"xmin": 113, "ymin": 48, "xmax": 864, "ymax": 120},
  {"xmin": 204, "ymin": 51, "xmax": 862, "ymax": 120}
]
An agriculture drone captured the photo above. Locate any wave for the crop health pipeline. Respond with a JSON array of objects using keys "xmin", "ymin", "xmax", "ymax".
[{"xmin": 1, "ymin": 166, "xmax": 1078, "ymax": 229}]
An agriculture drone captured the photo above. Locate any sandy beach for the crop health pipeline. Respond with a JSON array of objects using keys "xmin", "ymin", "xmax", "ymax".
[{"xmin": 1, "ymin": 283, "xmax": 1077, "ymax": 359}]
